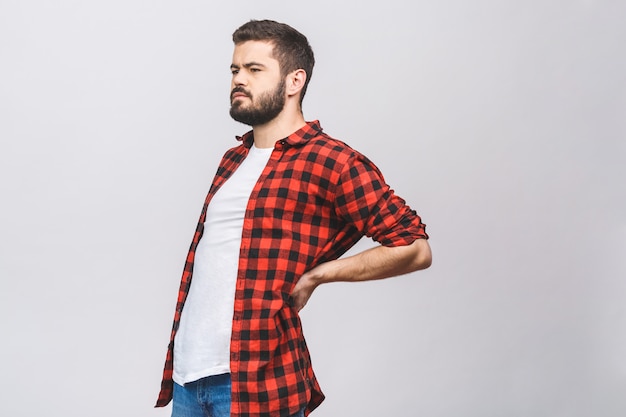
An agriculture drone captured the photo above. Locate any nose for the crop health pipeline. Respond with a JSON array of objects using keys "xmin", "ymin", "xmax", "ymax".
[{"xmin": 232, "ymin": 70, "xmax": 247, "ymax": 87}]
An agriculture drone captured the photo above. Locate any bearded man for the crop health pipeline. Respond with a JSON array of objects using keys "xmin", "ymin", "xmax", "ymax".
[{"xmin": 156, "ymin": 19, "xmax": 432, "ymax": 417}]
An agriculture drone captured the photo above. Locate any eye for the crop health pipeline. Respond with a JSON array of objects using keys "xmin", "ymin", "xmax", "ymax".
[
  {"xmin": 250, "ymin": 67, "xmax": 261, "ymax": 73},
  {"xmin": 231, "ymin": 69, "xmax": 239, "ymax": 75}
]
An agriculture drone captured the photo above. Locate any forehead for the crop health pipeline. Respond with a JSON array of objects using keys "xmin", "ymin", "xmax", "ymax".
[{"xmin": 232, "ymin": 40, "xmax": 279, "ymax": 67}]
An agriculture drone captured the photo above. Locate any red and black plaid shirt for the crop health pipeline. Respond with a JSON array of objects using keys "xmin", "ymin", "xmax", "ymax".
[{"xmin": 157, "ymin": 121, "xmax": 428, "ymax": 416}]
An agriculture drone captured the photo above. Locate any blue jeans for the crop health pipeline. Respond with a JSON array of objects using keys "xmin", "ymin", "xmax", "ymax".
[{"xmin": 171, "ymin": 373, "xmax": 305, "ymax": 417}]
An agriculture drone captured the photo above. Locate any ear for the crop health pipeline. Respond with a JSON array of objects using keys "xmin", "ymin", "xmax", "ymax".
[{"xmin": 285, "ymin": 69, "xmax": 307, "ymax": 98}]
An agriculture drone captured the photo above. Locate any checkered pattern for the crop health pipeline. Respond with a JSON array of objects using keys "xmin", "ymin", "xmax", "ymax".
[{"xmin": 156, "ymin": 121, "xmax": 428, "ymax": 416}]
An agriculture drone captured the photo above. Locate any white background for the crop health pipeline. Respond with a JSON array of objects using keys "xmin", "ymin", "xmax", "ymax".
[{"xmin": 1, "ymin": 1, "xmax": 624, "ymax": 416}]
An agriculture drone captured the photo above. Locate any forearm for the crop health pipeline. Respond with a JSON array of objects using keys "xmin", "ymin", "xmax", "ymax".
[
  {"xmin": 290, "ymin": 238, "xmax": 431, "ymax": 310},
  {"xmin": 310, "ymin": 238, "xmax": 431, "ymax": 285}
]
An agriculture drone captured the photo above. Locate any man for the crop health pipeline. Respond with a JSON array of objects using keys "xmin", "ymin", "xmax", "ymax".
[{"xmin": 156, "ymin": 20, "xmax": 431, "ymax": 417}]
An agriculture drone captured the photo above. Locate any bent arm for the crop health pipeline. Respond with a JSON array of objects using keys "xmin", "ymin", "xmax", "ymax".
[{"xmin": 290, "ymin": 238, "xmax": 432, "ymax": 311}]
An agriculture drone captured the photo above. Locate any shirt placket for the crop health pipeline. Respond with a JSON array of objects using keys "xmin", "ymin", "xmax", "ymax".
[{"xmin": 230, "ymin": 140, "xmax": 286, "ymax": 415}]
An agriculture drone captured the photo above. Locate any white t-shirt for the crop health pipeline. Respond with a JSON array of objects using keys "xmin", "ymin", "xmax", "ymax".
[{"xmin": 173, "ymin": 144, "xmax": 273, "ymax": 385}]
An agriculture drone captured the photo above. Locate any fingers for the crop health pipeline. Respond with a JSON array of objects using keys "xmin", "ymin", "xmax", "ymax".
[
  {"xmin": 289, "ymin": 284, "xmax": 311, "ymax": 311},
  {"xmin": 289, "ymin": 292, "xmax": 307, "ymax": 311}
]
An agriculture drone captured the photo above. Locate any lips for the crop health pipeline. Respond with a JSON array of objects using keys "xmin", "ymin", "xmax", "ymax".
[{"xmin": 231, "ymin": 88, "xmax": 251, "ymax": 101}]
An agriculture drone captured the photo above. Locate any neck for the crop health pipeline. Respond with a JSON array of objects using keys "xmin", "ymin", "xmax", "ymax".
[{"xmin": 251, "ymin": 105, "xmax": 306, "ymax": 148}]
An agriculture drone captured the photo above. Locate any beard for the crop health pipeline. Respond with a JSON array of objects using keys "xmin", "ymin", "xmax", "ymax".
[{"xmin": 229, "ymin": 80, "xmax": 286, "ymax": 126}]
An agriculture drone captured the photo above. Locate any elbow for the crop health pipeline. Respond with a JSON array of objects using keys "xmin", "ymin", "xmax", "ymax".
[
  {"xmin": 410, "ymin": 238, "xmax": 432, "ymax": 271},
  {"xmin": 419, "ymin": 252, "xmax": 432, "ymax": 270},
  {"xmin": 413, "ymin": 251, "xmax": 432, "ymax": 271}
]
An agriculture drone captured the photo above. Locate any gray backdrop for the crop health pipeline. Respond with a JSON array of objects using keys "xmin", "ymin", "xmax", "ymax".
[{"xmin": 1, "ymin": 1, "xmax": 624, "ymax": 416}]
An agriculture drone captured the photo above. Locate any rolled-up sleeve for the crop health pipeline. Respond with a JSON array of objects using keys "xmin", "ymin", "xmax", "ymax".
[{"xmin": 334, "ymin": 152, "xmax": 428, "ymax": 246}]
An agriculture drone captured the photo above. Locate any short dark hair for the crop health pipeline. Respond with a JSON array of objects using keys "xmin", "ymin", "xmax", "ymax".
[{"xmin": 232, "ymin": 20, "xmax": 315, "ymax": 105}]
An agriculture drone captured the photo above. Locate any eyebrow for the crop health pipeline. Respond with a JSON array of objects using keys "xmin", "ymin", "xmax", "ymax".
[{"xmin": 230, "ymin": 62, "xmax": 267, "ymax": 70}]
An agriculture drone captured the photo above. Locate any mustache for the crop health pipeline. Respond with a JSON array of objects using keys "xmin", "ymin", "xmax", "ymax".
[{"xmin": 230, "ymin": 86, "xmax": 251, "ymax": 100}]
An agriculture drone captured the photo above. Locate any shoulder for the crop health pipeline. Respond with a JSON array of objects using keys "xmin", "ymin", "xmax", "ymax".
[
  {"xmin": 303, "ymin": 133, "xmax": 382, "ymax": 177},
  {"xmin": 297, "ymin": 132, "xmax": 363, "ymax": 165}
]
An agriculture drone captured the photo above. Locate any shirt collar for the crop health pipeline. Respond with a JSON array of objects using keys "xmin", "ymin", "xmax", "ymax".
[{"xmin": 235, "ymin": 120, "xmax": 323, "ymax": 148}]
